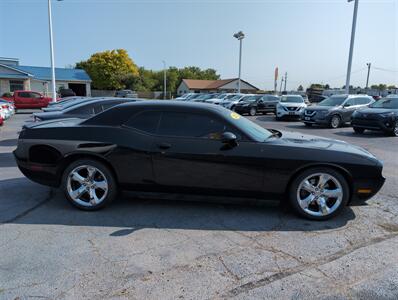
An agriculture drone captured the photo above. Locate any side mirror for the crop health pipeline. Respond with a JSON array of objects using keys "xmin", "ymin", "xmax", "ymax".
[{"xmin": 221, "ymin": 132, "xmax": 237, "ymax": 147}]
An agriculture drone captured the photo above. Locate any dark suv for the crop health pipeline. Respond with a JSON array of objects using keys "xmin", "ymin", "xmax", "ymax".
[
  {"xmin": 234, "ymin": 95, "xmax": 280, "ymax": 116},
  {"xmin": 302, "ymin": 94, "xmax": 374, "ymax": 128}
]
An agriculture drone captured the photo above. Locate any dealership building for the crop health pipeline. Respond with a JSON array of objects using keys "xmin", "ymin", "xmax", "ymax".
[
  {"xmin": 0, "ymin": 57, "xmax": 91, "ymax": 97},
  {"xmin": 177, "ymin": 78, "xmax": 259, "ymax": 95}
]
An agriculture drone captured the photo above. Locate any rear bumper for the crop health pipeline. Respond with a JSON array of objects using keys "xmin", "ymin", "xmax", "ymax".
[
  {"xmin": 351, "ymin": 118, "xmax": 395, "ymax": 132},
  {"xmin": 13, "ymin": 152, "xmax": 60, "ymax": 187}
]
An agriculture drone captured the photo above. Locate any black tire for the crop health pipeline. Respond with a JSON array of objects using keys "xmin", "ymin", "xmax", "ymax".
[
  {"xmin": 304, "ymin": 122, "xmax": 312, "ymax": 127},
  {"xmin": 61, "ymin": 159, "xmax": 117, "ymax": 211},
  {"xmin": 330, "ymin": 115, "xmax": 342, "ymax": 129},
  {"xmin": 249, "ymin": 107, "xmax": 257, "ymax": 116},
  {"xmin": 288, "ymin": 167, "xmax": 350, "ymax": 221},
  {"xmin": 391, "ymin": 122, "xmax": 398, "ymax": 137},
  {"xmin": 231, "ymin": 105, "xmax": 236, "ymax": 111},
  {"xmin": 353, "ymin": 127, "xmax": 365, "ymax": 134}
]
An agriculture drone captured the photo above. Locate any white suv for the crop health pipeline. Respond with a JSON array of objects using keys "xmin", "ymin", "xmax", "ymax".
[{"xmin": 276, "ymin": 95, "xmax": 307, "ymax": 120}]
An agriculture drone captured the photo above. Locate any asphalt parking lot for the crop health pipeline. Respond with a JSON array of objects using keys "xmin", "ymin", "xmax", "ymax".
[{"xmin": 1, "ymin": 112, "xmax": 397, "ymax": 299}]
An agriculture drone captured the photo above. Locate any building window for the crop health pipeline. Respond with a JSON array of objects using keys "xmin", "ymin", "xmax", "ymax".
[{"xmin": 9, "ymin": 80, "xmax": 24, "ymax": 92}]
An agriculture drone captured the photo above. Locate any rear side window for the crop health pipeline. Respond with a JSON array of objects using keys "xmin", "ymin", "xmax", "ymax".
[
  {"xmin": 355, "ymin": 97, "xmax": 372, "ymax": 105},
  {"xmin": 158, "ymin": 112, "xmax": 230, "ymax": 139},
  {"xmin": 125, "ymin": 111, "xmax": 161, "ymax": 134}
]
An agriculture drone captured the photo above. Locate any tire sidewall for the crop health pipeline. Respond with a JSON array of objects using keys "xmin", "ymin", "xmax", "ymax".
[
  {"xmin": 61, "ymin": 159, "xmax": 117, "ymax": 211},
  {"xmin": 330, "ymin": 115, "xmax": 341, "ymax": 128},
  {"xmin": 288, "ymin": 167, "xmax": 350, "ymax": 220},
  {"xmin": 249, "ymin": 107, "xmax": 257, "ymax": 116}
]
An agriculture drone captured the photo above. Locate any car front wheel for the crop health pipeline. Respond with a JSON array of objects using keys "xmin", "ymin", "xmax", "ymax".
[
  {"xmin": 62, "ymin": 159, "xmax": 117, "ymax": 211},
  {"xmin": 391, "ymin": 122, "xmax": 398, "ymax": 137},
  {"xmin": 330, "ymin": 115, "xmax": 342, "ymax": 129},
  {"xmin": 249, "ymin": 107, "xmax": 257, "ymax": 116},
  {"xmin": 289, "ymin": 168, "xmax": 349, "ymax": 220}
]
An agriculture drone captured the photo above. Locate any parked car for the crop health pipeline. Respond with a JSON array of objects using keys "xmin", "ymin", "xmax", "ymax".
[
  {"xmin": 32, "ymin": 98, "xmax": 138, "ymax": 122},
  {"xmin": 204, "ymin": 93, "xmax": 235, "ymax": 105},
  {"xmin": 175, "ymin": 93, "xmax": 197, "ymax": 101},
  {"xmin": 190, "ymin": 93, "xmax": 220, "ymax": 103},
  {"xmin": 351, "ymin": 96, "xmax": 398, "ymax": 136},
  {"xmin": 276, "ymin": 95, "xmax": 307, "ymax": 120},
  {"xmin": 44, "ymin": 97, "xmax": 91, "ymax": 112},
  {"xmin": 115, "ymin": 90, "xmax": 138, "ymax": 98},
  {"xmin": 2, "ymin": 90, "xmax": 55, "ymax": 109},
  {"xmin": 235, "ymin": 95, "xmax": 280, "ymax": 116},
  {"xmin": 0, "ymin": 115, "xmax": 3, "ymax": 126},
  {"xmin": 59, "ymin": 88, "xmax": 76, "ymax": 98},
  {"xmin": 221, "ymin": 94, "xmax": 247, "ymax": 110},
  {"xmin": 15, "ymin": 101, "xmax": 385, "ymax": 220},
  {"xmin": 302, "ymin": 95, "xmax": 374, "ymax": 128},
  {"xmin": 0, "ymin": 100, "xmax": 15, "ymax": 119}
]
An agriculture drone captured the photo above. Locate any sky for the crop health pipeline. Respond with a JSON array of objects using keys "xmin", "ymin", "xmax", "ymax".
[{"xmin": 0, "ymin": 0, "xmax": 397, "ymax": 91}]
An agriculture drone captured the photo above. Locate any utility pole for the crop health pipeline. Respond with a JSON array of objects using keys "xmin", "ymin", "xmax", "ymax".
[
  {"xmin": 279, "ymin": 76, "xmax": 284, "ymax": 94},
  {"xmin": 284, "ymin": 72, "xmax": 287, "ymax": 92},
  {"xmin": 366, "ymin": 62, "xmax": 371, "ymax": 89},
  {"xmin": 345, "ymin": 0, "xmax": 360, "ymax": 95},
  {"xmin": 48, "ymin": 0, "xmax": 57, "ymax": 102}
]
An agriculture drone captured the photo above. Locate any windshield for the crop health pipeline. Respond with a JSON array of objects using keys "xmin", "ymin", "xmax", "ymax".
[
  {"xmin": 280, "ymin": 96, "xmax": 304, "ymax": 103},
  {"xmin": 318, "ymin": 96, "xmax": 347, "ymax": 107},
  {"xmin": 223, "ymin": 111, "xmax": 273, "ymax": 141},
  {"xmin": 228, "ymin": 95, "xmax": 244, "ymax": 101},
  {"xmin": 241, "ymin": 96, "xmax": 259, "ymax": 102},
  {"xmin": 224, "ymin": 94, "xmax": 237, "ymax": 100},
  {"xmin": 370, "ymin": 97, "xmax": 398, "ymax": 109}
]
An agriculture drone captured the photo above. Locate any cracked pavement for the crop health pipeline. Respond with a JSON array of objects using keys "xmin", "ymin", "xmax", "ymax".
[{"xmin": 0, "ymin": 113, "xmax": 397, "ymax": 299}]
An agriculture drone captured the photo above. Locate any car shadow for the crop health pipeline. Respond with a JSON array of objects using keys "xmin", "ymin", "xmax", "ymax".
[
  {"xmin": 0, "ymin": 138, "xmax": 18, "ymax": 147},
  {"xmin": 2, "ymin": 177, "xmax": 356, "ymax": 235}
]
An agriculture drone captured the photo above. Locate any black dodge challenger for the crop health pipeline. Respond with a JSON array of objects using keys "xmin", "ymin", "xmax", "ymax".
[{"xmin": 14, "ymin": 101, "xmax": 385, "ymax": 220}]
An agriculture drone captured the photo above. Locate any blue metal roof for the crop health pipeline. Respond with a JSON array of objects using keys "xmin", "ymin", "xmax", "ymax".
[
  {"xmin": 14, "ymin": 65, "xmax": 91, "ymax": 82},
  {"xmin": 0, "ymin": 73, "xmax": 30, "ymax": 79}
]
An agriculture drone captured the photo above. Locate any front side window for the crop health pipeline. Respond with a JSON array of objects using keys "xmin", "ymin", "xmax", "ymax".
[
  {"xmin": 30, "ymin": 92, "xmax": 41, "ymax": 99},
  {"xmin": 18, "ymin": 92, "xmax": 31, "ymax": 98},
  {"xmin": 158, "ymin": 112, "xmax": 231, "ymax": 140},
  {"xmin": 125, "ymin": 111, "xmax": 161, "ymax": 134}
]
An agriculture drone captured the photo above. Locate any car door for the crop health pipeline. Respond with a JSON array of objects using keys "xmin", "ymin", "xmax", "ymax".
[
  {"xmin": 151, "ymin": 111, "xmax": 265, "ymax": 195},
  {"xmin": 29, "ymin": 92, "xmax": 44, "ymax": 108},
  {"xmin": 15, "ymin": 92, "xmax": 31, "ymax": 108},
  {"xmin": 341, "ymin": 98, "xmax": 357, "ymax": 122}
]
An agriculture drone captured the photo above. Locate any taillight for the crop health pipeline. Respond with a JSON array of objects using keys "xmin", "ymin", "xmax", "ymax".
[{"xmin": 1, "ymin": 105, "xmax": 6, "ymax": 109}]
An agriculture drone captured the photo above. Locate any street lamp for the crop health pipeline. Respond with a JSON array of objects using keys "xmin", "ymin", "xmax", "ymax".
[
  {"xmin": 233, "ymin": 31, "xmax": 245, "ymax": 93},
  {"xmin": 345, "ymin": 0, "xmax": 359, "ymax": 95},
  {"xmin": 48, "ymin": 0, "xmax": 62, "ymax": 102},
  {"xmin": 162, "ymin": 60, "xmax": 167, "ymax": 99}
]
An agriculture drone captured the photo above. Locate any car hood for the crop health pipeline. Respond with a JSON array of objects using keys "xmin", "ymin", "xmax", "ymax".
[
  {"xmin": 272, "ymin": 130, "xmax": 378, "ymax": 162},
  {"xmin": 356, "ymin": 107, "xmax": 398, "ymax": 114},
  {"xmin": 305, "ymin": 105, "xmax": 340, "ymax": 111},
  {"xmin": 279, "ymin": 102, "xmax": 306, "ymax": 107},
  {"xmin": 33, "ymin": 111, "xmax": 64, "ymax": 120}
]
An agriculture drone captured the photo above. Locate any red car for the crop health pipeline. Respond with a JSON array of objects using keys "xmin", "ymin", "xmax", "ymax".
[
  {"xmin": 2, "ymin": 91, "xmax": 54, "ymax": 109},
  {"xmin": 0, "ymin": 116, "xmax": 3, "ymax": 126}
]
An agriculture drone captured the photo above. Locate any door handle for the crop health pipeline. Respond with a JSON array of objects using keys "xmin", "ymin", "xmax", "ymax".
[{"xmin": 157, "ymin": 142, "xmax": 171, "ymax": 150}]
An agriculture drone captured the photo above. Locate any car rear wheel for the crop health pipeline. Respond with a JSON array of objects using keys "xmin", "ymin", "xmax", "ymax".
[
  {"xmin": 289, "ymin": 168, "xmax": 349, "ymax": 220},
  {"xmin": 249, "ymin": 107, "xmax": 257, "ymax": 116},
  {"xmin": 353, "ymin": 127, "xmax": 365, "ymax": 134},
  {"xmin": 62, "ymin": 159, "xmax": 117, "ymax": 211},
  {"xmin": 330, "ymin": 115, "xmax": 342, "ymax": 129},
  {"xmin": 304, "ymin": 122, "xmax": 312, "ymax": 127}
]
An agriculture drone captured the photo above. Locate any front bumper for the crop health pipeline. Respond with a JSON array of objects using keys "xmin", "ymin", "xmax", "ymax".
[
  {"xmin": 351, "ymin": 117, "xmax": 395, "ymax": 132},
  {"xmin": 276, "ymin": 108, "xmax": 303, "ymax": 118},
  {"xmin": 351, "ymin": 176, "xmax": 386, "ymax": 202},
  {"xmin": 301, "ymin": 113, "xmax": 332, "ymax": 125}
]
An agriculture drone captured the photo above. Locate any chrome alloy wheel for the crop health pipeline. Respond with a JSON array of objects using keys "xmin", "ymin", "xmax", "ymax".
[
  {"xmin": 394, "ymin": 123, "xmax": 398, "ymax": 136},
  {"xmin": 66, "ymin": 165, "xmax": 108, "ymax": 207},
  {"xmin": 330, "ymin": 115, "xmax": 341, "ymax": 128},
  {"xmin": 296, "ymin": 173, "xmax": 343, "ymax": 217}
]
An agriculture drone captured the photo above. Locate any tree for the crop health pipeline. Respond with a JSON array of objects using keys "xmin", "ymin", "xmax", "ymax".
[
  {"xmin": 324, "ymin": 84, "xmax": 330, "ymax": 90},
  {"xmin": 76, "ymin": 49, "xmax": 139, "ymax": 90},
  {"xmin": 297, "ymin": 85, "xmax": 304, "ymax": 91},
  {"xmin": 387, "ymin": 85, "xmax": 397, "ymax": 89}
]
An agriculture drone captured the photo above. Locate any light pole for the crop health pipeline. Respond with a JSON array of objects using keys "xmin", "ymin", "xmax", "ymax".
[
  {"xmin": 233, "ymin": 31, "xmax": 245, "ymax": 93},
  {"xmin": 366, "ymin": 62, "xmax": 371, "ymax": 89},
  {"xmin": 345, "ymin": 0, "xmax": 359, "ymax": 95},
  {"xmin": 47, "ymin": 0, "xmax": 62, "ymax": 102},
  {"xmin": 162, "ymin": 60, "xmax": 167, "ymax": 99}
]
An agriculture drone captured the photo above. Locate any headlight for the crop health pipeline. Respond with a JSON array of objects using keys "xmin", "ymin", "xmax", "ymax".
[{"xmin": 277, "ymin": 104, "xmax": 287, "ymax": 111}]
